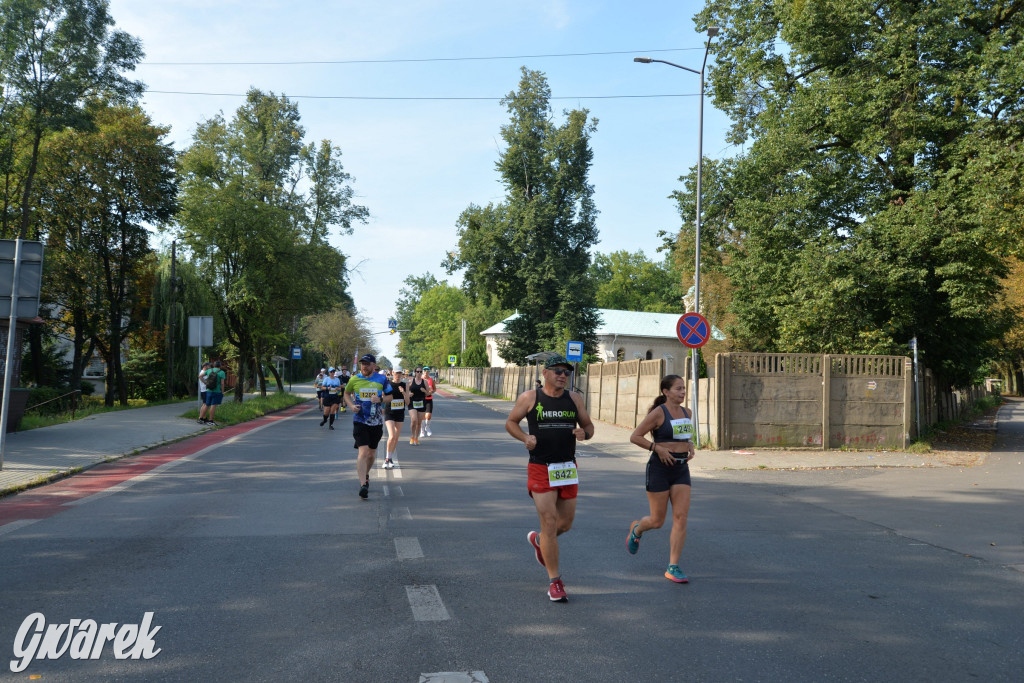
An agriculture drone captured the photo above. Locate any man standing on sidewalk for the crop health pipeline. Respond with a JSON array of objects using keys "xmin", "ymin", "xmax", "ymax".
[
  {"xmin": 344, "ymin": 354, "xmax": 393, "ymax": 499},
  {"xmin": 505, "ymin": 355, "xmax": 594, "ymax": 602},
  {"xmin": 198, "ymin": 361, "xmax": 226, "ymax": 426}
]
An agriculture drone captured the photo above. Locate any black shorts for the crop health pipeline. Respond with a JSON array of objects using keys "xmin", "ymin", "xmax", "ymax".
[
  {"xmin": 424, "ymin": 398, "xmax": 434, "ymax": 414},
  {"xmin": 353, "ymin": 422, "xmax": 384, "ymax": 450},
  {"xmin": 323, "ymin": 394, "xmax": 341, "ymax": 406},
  {"xmin": 645, "ymin": 454, "xmax": 692, "ymax": 492},
  {"xmin": 316, "ymin": 390, "xmax": 324, "ymax": 400},
  {"xmin": 384, "ymin": 410, "xmax": 405, "ymax": 423}
]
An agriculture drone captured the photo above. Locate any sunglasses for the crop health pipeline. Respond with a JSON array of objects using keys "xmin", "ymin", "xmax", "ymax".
[{"xmin": 549, "ymin": 368, "xmax": 570, "ymax": 376}]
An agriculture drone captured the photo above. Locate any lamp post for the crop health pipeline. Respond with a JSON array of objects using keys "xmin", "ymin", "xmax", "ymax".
[{"xmin": 635, "ymin": 26, "xmax": 719, "ymax": 447}]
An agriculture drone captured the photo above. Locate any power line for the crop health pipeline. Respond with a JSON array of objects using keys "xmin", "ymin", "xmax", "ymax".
[
  {"xmin": 142, "ymin": 47, "xmax": 704, "ymax": 67},
  {"xmin": 145, "ymin": 90, "xmax": 698, "ymax": 101}
]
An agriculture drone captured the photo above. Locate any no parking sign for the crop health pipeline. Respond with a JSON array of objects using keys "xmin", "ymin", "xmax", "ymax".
[{"xmin": 676, "ymin": 312, "xmax": 711, "ymax": 349}]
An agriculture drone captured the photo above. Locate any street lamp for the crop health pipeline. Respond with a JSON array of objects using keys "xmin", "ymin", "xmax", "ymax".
[{"xmin": 635, "ymin": 26, "xmax": 719, "ymax": 447}]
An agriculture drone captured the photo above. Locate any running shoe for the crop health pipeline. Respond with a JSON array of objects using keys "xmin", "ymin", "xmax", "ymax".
[
  {"xmin": 329, "ymin": 424, "xmax": 335, "ymax": 430},
  {"xmin": 420, "ymin": 429, "xmax": 426, "ymax": 438},
  {"xmin": 547, "ymin": 578, "xmax": 568, "ymax": 602},
  {"xmin": 320, "ymin": 417, "xmax": 327, "ymax": 426},
  {"xmin": 359, "ymin": 483, "xmax": 368, "ymax": 499},
  {"xmin": 425, "ymin": 424, "xmax": 432, "ymax": 436},
  {"xmin": 206, "ymin": 421, "xmax": 217, "ymax": 427},
  {"xmin": 665, "ymin": 564, "xmax": 689, "ymax": 583},
  {"xmin": 197, "ymin": 419, "xmax": 206, "ymax": 425},
  {"xmin": 527, "ymin": 531, "xmax": 545, "ymax": 567},
  {"xmin": 626, "ymin": 521, "xmax": 642, "ymax": 555}
]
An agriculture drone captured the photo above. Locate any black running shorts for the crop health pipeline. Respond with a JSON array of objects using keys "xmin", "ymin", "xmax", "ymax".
[
  {"xmin": 645, "ymin": 454, "xmax": 692, "ymax": 492},
  {"xmin": 353, "ymin": 422, "xmax": 384, "ymax": 450}
]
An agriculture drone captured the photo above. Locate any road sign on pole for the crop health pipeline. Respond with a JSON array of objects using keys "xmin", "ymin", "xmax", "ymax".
[
  {"xmin": 677, "ymin": 313, "xmax": 711, "ymax": 349},
  {"xmin": 448, "ymin": 354, "xmax": 457, "ymax": 366},
  {"xmin": 566, "ymin": 341, "xmax": 584, "ymax": 362}
]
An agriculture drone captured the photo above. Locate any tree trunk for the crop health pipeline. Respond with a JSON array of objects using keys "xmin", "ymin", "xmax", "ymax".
[{"xmin": 267, "ymin": 359, "xmax": 284, "ymax": 392}]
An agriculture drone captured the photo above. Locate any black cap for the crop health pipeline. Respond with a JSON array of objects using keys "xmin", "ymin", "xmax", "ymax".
[
  {"xmin": 359, "ymin": 354, "xmax": 376, "ymax": 364},
  {"xmin": 544, "ymin": 355, "xmax": 572, "ymax": 369}
]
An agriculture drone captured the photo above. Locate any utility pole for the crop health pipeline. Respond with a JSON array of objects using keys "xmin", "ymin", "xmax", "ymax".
[{"xmin": 167, "ymin": 240, "xmax": 176, "ymax": 400}]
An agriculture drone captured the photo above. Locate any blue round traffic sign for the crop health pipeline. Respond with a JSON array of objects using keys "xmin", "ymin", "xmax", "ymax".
[{"xmin": 676, "ymin": 312, "xmax": 711, "ymax": 348}]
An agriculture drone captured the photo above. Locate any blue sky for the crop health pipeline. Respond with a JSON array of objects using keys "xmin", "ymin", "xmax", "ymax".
[{"xmin": 109, "ymin": 0, "xmax": 734, "ymax": 366}]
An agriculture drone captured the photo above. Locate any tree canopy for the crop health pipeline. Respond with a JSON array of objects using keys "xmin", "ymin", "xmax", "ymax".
[
  {"xmin": 176, "ymin": 88, "xmax": 366, "ymax": 398},
  {"xmin": 685, "ymin": 0, "xmax": 1023, "ymax": 386},
  {"xmin": 446, "ymin": 68, "xmax": 600, "ymax": 364}
]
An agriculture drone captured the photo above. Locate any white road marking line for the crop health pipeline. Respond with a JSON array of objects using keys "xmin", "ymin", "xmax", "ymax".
[
  {"xmin": 392, "ymin": 486, "xmax": 403, "ymax": 496},
  {"xmin": 394, "ymin": 537, "xmax": 423, "ymax": 560},
  {"xmin": 419, "ymin": 673, "xmax": 489, "ymax": 683},
  {"xmin": 383, "ymin": 485, "xmax": 390, "ymax": 497},
  {"xmin": 391, "ymin": 467, "xmax": 403, "ymax": 479},
  {"xmin": 390, "ymin": 507, "xmax": 412, "ymax": 520},
  {"xmin": 0, "ymin": 519, "xmax": 40, "ymax": 537},
  {"xmin": 406, "ymin": 585, "xmax": 449, "ymax": 621}
]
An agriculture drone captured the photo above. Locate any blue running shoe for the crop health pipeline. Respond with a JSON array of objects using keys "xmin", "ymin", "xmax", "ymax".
[
  {"xmin": 665, "ymin": 564, "xmax": 689, "ymax": 583},
  {"xmin": 626, "ymin": 521, "xmax": 642, "ymax": 555}
]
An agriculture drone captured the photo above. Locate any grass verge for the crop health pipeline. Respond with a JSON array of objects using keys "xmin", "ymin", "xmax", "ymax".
[
  {"xmin": 18, "ymin": 398, "xmax": 192, "ymax": 431},
  {"xmin": 181, "ymin": 392, "xmax": 308, "ymax": 426}
]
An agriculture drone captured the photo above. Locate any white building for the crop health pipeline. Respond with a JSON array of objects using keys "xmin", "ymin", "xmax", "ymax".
[{"xmin": 480, "ymin": 308, "xmax": 724, "ymax": 372}]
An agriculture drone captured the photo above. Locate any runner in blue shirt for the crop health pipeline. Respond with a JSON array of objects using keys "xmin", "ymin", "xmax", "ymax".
[{"xmin": 344, "ymin": 354, "xmax": 393, "ymax": 499}]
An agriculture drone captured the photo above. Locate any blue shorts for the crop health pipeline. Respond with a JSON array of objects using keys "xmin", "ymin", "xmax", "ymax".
[
  {"xmin": 204, "ymin": 391, "xmax": 224, "ymax": 406},
  {"xmin": 645, "ymin": 454, "xmax": 691, "ymax": 492}
]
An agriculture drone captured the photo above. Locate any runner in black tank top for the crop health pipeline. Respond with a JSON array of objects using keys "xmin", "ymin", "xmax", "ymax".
[
  {"xmin": 506, "ymin": 355, "xmax": 595, "ymax": 603},
  {"xmin": 625, "ymin": 374, "xmax": 696, "ymax": 584},
  {"xmin": 407, "ymin": 369, "xmax": 428, "ymax": 446}
]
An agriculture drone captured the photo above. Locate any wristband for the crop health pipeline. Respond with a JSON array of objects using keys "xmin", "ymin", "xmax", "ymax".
[{"xmin": 649, "ymin": 442, "xmax": 655, "ymax": 452}]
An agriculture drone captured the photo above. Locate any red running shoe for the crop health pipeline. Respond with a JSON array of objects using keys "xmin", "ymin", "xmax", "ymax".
[
  {"xmin": 527, "ymin": 531, "xmax": 545, "ymax": 567},
  {"xmin": 547, "ymin": 578, "xmax": 568, "ymax": 602}
]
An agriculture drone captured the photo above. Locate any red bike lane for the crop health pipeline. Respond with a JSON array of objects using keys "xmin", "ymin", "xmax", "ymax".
[{"xmin": 0, "ymin": 402, "xmax": 313, "ymax": 528}]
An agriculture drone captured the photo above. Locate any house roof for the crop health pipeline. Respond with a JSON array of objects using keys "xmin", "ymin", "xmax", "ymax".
[{"xmin": 481, "ymin": 308, "xmax": 725, "ymax": 340}]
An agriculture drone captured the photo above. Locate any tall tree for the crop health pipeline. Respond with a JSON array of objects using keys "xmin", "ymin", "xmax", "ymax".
[
  {"xmin": 446, "ymin": 68, "xmax": 600, "ymax": 364},
  {"xmin": 176, "ymin": 89, "xmax": 366, "ymax": 400},
  {"xmin": 34, "ymin": 102, "xmax": 175, "ymax": 405},
  {"xmin": 689, "ymin": 0, "xmax": 1022, "ymax": 386},
  {"xmin": 0, "ymin": 0, "xmax": 143, "ymax": 239}
]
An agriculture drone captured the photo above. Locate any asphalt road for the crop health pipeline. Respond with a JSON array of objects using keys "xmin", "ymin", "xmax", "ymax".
[{"xmin": 0, "ymin": 395, "xmax": 1022, "ymax": 681}]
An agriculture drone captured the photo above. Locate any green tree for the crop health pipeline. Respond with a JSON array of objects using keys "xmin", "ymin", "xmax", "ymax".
[
  {"xmin": 446, "ymin": 68, "xmax": 600, "ymax": 364},
  {"xmin": 0, "ymin": 0, "xmax": 143, "ymax": 239},
  {"xmin": 301, "ymin": 306, "xmax": 373, "ymax": 371},
  {"xmin": 401, "ymin": 284, "xmax": 467, "ymax": 369},
  {"xmin": 34, "ymin": 102, "xmax": 175, "ymax": 405},
  {"xmin": 689, "ymin": 0, "xmax": 1022, "ymax": 387},
  {"xmin": 589, "ymin": 250, "xmax": 682, "ymax": 313},
  {"xmin": 176, "ymin": 89, "xmax": 366, "ymax": 400},
  {"xmin": 394, "ymin": 272, "xmax": 439, "ymax": 336}
]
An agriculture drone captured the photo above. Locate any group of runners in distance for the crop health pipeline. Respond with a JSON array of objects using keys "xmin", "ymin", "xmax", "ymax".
[
  {"xmin": 313, "ymin": 352, "xmax": 693, "ymax": 604},
  {"xmin": 314, "ymin": 359, "xmax": 436, "ymax": 498}
]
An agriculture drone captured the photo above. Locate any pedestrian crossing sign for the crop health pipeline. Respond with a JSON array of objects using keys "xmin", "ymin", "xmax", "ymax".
[{"xmin": 448, "ymin": 354, "xmax": 457, "ymax": 366}]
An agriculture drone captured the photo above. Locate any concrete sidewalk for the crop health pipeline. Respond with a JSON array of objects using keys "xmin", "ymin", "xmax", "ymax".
[
  {"xmin": 0, "ymin": 387, "xmax": 316, "ymax": 496},
  {"xmin": 443, "ymin": 384, "xmax": 995, "ymax": 471}
]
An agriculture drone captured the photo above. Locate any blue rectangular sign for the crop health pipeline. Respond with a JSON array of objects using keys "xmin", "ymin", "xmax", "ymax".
[{"xmin": 565, "ymin": 341, "xmax": 583, "ymax": 362}]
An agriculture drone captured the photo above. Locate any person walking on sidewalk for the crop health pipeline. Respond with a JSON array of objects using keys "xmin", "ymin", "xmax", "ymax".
[
  {"xmin": 345, "ymin": 354, "xmax": 393, "ymax": 499},
  {"xmin": 198, "ymin": 361, "xmax": 226, "ymax": 426},
  {"xmin": 320, "ymin": 368, "xmax": 342, "ymax": 429},
  {"xmin": 506, "ymin": 354, "xmax": 594, "ymax": 603},
  {"xmin": 625, "ymin": 374, "xmax": 695, "ymax": 584},
  {"xmin": 198, "ymin": 361, "xmax": 211, "ymax": 408},
  {"xmin": 382, "ymin": 368, "xmax": 408, "ymax": 469}
]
